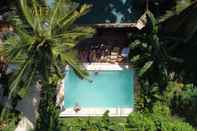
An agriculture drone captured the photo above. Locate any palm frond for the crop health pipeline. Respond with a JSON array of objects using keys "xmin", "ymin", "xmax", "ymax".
[
  {"xmin": 49, "ymin": 0, "xmax": 78, "ymax": 26},
  {"xmin": 1, "ymin": 0, "xmax": 94, "ymax": 110},
  {"xmin": 49, "ymin": 0, "xmax": 63, "ymax": 29},
  {"xmin": 159, "ymin": 0, "xmax": 193, "ymax": 22},
  {"xmin": 20, "ymin": 0, "xmax": 35, "ymax": 30},
  {"xmin": 61, "ymin": 51, "xmax": 88, "ymax": 79},
  {"xmin": 32, "ymin": 0, "xmax": 42, "ymax": 32},
  {"xmin": 8, "ymin": 60, "xmax": 30, "ymax": 98},
  {"xmin": 138, "ymin": 61, "xmax": 153, "ymax": 77},
  {"xmin": 61, "ymin": 4, "xmax": 91, "ymax": 30},
  {"xmin": 2, "ymin": 38, "xmax": 25, "ymax": 61},
  {"xmin": 146, "ymin": 10, "xmax": 158, "ymax": 34},
  {"xmin": 52, "ymin": 56, "xmax": 64, "ymax": 79},
  {"xmin": 24, "ymin": 66, "xmax": 36, "ymax": 91}
]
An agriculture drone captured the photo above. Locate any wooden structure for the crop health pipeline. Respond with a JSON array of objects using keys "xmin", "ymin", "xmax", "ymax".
[{"xmin": 77, "ymin": 16, "xmax": 147, "ymax": 63}]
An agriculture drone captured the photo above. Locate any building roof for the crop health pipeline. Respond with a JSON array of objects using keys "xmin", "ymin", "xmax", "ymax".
[
  {"xmin": 93, "ymin": 22, "xmax": 145, "ymax": 30},
  {"xmin": 94, "ymin": 23, "xmax": 137, "ymax": 28},
  {"xmin": 93, "ymin": 11, "xmax": 147, "ymax": 30}
]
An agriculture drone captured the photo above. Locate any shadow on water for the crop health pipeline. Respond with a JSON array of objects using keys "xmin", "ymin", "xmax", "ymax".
[{"xmin": 74, "ymin": 0, "xmax": 135, "ymax": 24}]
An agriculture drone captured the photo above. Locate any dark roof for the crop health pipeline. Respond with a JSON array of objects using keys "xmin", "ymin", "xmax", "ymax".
[
  {"xmin": 94, "ymin": 23, "xmax": 137, "ymax": 28},
  {"xmin": 93, "ymin": 22, "xmax": 145, "ymax": 30},
  {"xmin": 160, "ymin": 0, "xmax": 197, "ymax": 41},
  {"xmin": 88, "ymin": 11, "xmax": 148, "ymax": 30}
]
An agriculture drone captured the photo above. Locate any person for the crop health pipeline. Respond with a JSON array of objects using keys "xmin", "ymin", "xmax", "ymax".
[
  {"xmin": 94, "ymin": 71, "xmax": 99, "ymax": 75},
  {"xmin": 88, "ymin": 79, "xmax": 93, "ymax": 83},
  {"xmin": 73, "ymin": 103, "xmax": 81, "ymax": 112}
]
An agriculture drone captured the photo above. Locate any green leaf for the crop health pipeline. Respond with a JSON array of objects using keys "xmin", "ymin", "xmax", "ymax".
[
  {"xmin": 61, "ymin": 51, "xmax": 88, "ymax": 79},
  {"xmin": 146, "ymin": 10, "xmax": 158, "ymax": 34},
  {"xmin": 8, "ymin": 60, "xmax": 30, "ymax": 97},
  {"xmin": 138, "ymin": 61, "xmax": 153, "ymax": 77},
  {"xmin": 20, "ymin": 0, "xmax": 35, "ymax": 30},
  {"xmin": 61, "ymin": 4, "xmax": 91, "ymax": 30},
  {"xmin": 18, "ymin": 87, "xmax": 28, "ymax": 97}
]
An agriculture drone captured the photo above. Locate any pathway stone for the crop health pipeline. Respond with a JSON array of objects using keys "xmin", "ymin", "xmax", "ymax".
[{"xmin": 15, "ymin": 82, "xmax": 41, "ymax": 131}]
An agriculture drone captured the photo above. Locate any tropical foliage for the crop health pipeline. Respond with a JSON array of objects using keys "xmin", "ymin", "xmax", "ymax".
[
  {"xmin": 129, "ymin": 4, "xmax": 197, "ymax": 129},
  {"xmin": 129, "ymin": 9, "xmax": 170, "ymax": 110},
  {"xmin": 58, "ymin": 5, "xmax": 197, "ymax": 130},
  {"xmin": 171, "ymin": 84, "xmax": 197, "ymax": 126},
  {"xmin": 0, "ymin": 0, "xmax": 197, "ymax": 130},
  {"xmin": 59, "ymin": 112, "xmax": 127, "ymax": 131},
  {"xmin": 127, "ymin": 103, "xmax": 195, "ymax": 131},
  {"xmin": 0, "ymin": 0, "xmax": 94, "ymax": 129},
  {"xmin": 58, "ymin": 104, "xmax": 195, "ymax": 131}
]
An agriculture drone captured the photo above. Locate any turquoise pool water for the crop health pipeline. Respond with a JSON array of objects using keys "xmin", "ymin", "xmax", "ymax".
[{"xmin": 64, "ymin": 69, "xmax": 134, "ymax": 108}]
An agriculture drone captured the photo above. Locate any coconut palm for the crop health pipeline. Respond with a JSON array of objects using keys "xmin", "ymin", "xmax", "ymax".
[{"xmin": 0, "ymin": 0, "xmax": 94, "ymax": 119}]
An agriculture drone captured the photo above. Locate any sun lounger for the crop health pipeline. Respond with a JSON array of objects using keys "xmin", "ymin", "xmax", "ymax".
[{"xmin": 121, "ymin": 47, "xmax": 130, "ymax": 57}]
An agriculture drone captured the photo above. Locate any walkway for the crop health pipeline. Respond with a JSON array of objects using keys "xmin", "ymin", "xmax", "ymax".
[{"xmin": 15, "ymin": 82, "xmax": 41, "ymax": 131}]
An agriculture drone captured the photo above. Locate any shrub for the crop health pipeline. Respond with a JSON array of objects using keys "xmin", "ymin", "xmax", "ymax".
[
  {"xmin": 127, "ymin": 112, "xmax": 156, "ymax": 131},
  {"xmin": 171, "ymin": 84, "xmax": 197, "ymax": 127},
  {"xmin": 127, "ymin": 103, "xmax": 195, "ymax": 131}
]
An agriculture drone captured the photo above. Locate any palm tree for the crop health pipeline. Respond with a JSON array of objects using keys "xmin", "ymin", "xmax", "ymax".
[{"xmin": 0, "ymin": 0, "xmax": 94, "ymax": 119}]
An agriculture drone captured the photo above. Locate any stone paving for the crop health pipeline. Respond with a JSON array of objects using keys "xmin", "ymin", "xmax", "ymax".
[{"xmin": 15, "ymin": 82, "xmax": 41, "ymax": 131}]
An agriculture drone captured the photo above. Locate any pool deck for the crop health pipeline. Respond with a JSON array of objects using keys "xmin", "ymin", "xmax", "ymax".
[
  {"xmin": 60, "ymin": 107, "xmax": 133, "ymax": 117},
  {"xmin": 66, "ymin": 63, "xmax": 130, "ymax": 70},
  {"xmin": 57, "ymin": 63, "xmax": 133, "ymax": 117}
]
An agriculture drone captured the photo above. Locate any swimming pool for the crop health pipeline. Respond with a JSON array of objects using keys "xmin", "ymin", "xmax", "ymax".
[{"xmin": 61, "ymin": 63, "xmax": 134, "ymax": 116}]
